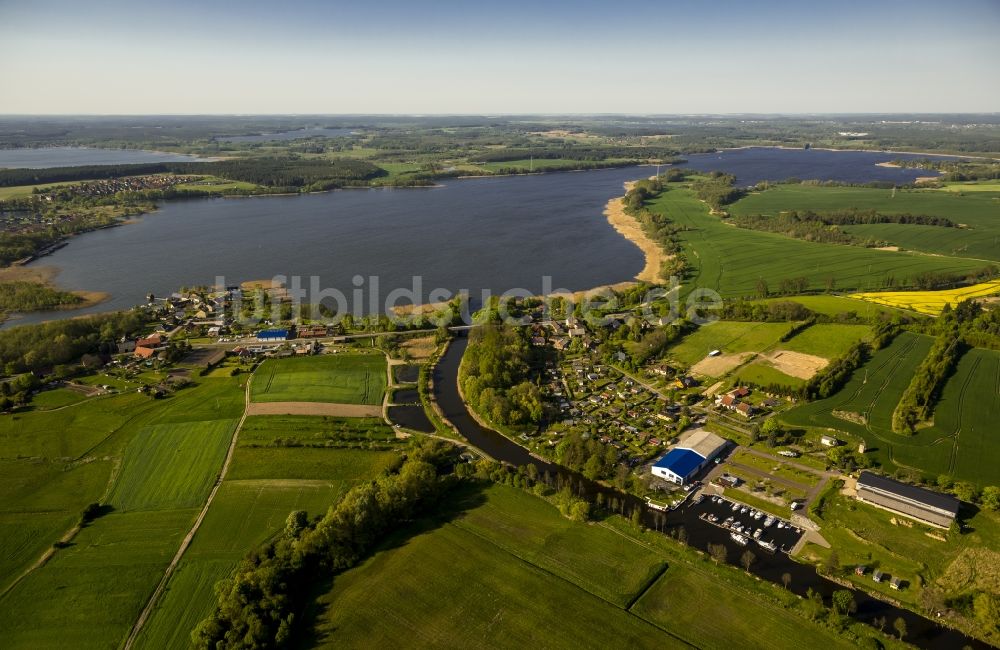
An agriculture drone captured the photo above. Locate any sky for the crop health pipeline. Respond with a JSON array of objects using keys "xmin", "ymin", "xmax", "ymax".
[{"xmin": 1, "ymin": 0, "xmax": 998, "ymax": 114}]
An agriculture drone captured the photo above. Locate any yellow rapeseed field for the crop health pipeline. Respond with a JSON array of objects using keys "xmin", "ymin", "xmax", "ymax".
[{"xmin": 850, "ymin": 279, "xmax": 1000, "ymax": 316}]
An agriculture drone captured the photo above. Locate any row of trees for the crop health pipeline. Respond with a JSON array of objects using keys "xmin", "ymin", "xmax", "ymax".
[
  {"xmin": 192, "ymin": 440, "xmax": 455, "ymax": 649},
  {"xmin": 460, "ymin": 324, "xmax": 543, "ymax": 427},
  {"xmin": 622, "ymin": 177, "xmax": 691, "ymax": 281},
  {"xmin": 891, "ymin": 306, "xmax": 972, "ymax": 433},
  {"xmin": 804, "ymin": 321, "xmax": 900, "ymax": 400}
]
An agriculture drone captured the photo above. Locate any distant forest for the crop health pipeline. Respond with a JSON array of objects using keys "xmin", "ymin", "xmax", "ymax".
[{"xmin": 0, "ymin": 158, "xmax": 384, "ymax": 188}]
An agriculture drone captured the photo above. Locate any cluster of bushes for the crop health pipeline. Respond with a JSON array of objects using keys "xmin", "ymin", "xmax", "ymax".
[
  {"xmin": 460, "ymin": 323, "xmax": 543, "ymax": 427},
  {"xmin": 690, "ymin": 172, "xmax": 745, "ymax": 211},
  {"xmin": 722, "ymin": 300, "xmax": 815, "ymax": 322},
  {"xmin": 192, "ymin": 440, "xmax": 455, "ymax": 649},
  {"xmin": 0, "ymin": 372, "xmax": 41, "ymax": 411}
]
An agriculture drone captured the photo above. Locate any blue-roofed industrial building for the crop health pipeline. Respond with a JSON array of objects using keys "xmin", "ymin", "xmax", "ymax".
[
  {"xmin": 651, "ymin": 429, "xmax": 727, "ymax": 485},
  {"xmin": 256, "ymin": 328, "xmax": 289, "ymax": 342}
]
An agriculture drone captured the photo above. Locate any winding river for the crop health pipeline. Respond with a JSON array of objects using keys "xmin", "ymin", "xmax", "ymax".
[{"xmin": 432, "ymin": 334, "xmax": 985, "ymax": 650}]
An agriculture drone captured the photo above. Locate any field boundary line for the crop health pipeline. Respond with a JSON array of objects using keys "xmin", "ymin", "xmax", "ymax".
[
  {"xmin": 447, "ymin": 520, "xmax": 695, "ymax": 647},
  {"xmin": 122, "ymin": 370, "xmax": 256, "ymax": 649}
]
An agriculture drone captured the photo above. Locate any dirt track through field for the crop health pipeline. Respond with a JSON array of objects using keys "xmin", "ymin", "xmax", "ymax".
[
  {"xmin": 246, "ymin": 401, "xmax": 383, "ymax": 417},
  {"xmin": 123, "ymin": 370, "xmax": 256, "ymax": 649}
]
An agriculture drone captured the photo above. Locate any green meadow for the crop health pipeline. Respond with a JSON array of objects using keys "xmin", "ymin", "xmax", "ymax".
[
  {"xmin": 310, "ymin": 484, "xmax": 868, "ymax": 649},
  {"xmin": 783, "ymin": 333, "xmax": 1000, "ymax": 485},
  {"xmin": 107, "ymin": 419, "xmax": 236, "ymax": 511},
  {"xmin": 649, "ymin": 185, "xmax": 985, "ymax": 298},
  {"xmin": 729, "ymin": 184, "xmax": 1000, "ymax": 262},
  {"xmin": 251, "ymin": 354, "xmax": 386, "ymax": 404},
  {"xmin": 135, "ymin": 479, "xmax": 345, "ymax": 649},
  {"xmin": 136, "ymin": 414, "xmax": 403, "ymax": 649},
  {"xmin": 667, "ymin": 320, "xmax": 797, "ymax": 365},
  {"xmin": 781, "ymin": 323, "xmax": 873, "ymax": 359},
  {"xmin": 0, "ymin": 376, "xmax": 247, "ymax": 648}
]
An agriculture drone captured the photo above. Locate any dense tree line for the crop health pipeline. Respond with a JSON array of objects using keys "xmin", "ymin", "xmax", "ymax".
[
  {"xmin": 803, "ymin": 321, "xmax": 900, "ymax": 400},
  {"xmin": 892, "ymin": 310, "xmax": 969, "ymax": 434},
  {"xmin": 729, "ymin": 209, "xmax": 956, "ymax": 248},
  {"xmin": 192, "ymin": 440, "xmax": 456, "ymax": 649},
  {"xmin": 460, "ymin": 324, "xmax": 543, "ymax": 427},
  {"xmin": 0, "ymin": 158, "xmax": 384, "ymax": 188},
  {"xmin": 721, "ymin": 300, "xmax": 815, "ymax": 322},
  {"xmin": 0, "ymin": 281, "xmax": 82, "ymax": 314},
  {"xmin": 0, "ymin": 310, "xmax": 146, "ymax": 374},
  {"xmin": 911, "ymin": 265, "xmax": 998, "ymax": 291},
  {"xmin": 622, "ymin": 178, "xmax": 690, "ymax": 280}
]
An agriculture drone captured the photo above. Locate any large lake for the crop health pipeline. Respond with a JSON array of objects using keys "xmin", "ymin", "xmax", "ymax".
[
  {"xmin": 0, "ymin": 147, "xmax": 206, "ymax": 169},
  {"xmin": 7, "ymin": 148, "xmax": 951, "ymax": 327},
  {"xmin": 680, "ymin": 147, "xmax": 949, "ymax": 186},
  {"xmin": 10, "ymin": 166, "xmax": 649, "ymax": 326}
]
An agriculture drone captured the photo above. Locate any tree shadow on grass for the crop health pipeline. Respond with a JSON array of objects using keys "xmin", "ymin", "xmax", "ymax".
[{"xmin": 293, "ymin": 480, "xmax": 489, "ymax": 649}]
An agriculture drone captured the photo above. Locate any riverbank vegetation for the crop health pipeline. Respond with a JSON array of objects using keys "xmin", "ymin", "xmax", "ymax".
[
  {"xmin": 460, "ymin": 323, "xmax": 543, "ymax": 428},
  {"xmin": 0, "ymin": 280, "xmax": 82, "ymax": 315}
]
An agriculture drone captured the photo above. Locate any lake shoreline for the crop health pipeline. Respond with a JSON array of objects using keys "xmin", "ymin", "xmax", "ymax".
[{"xmin": 602, "ymin": 182, "xmax": 666, "ymax": 285}]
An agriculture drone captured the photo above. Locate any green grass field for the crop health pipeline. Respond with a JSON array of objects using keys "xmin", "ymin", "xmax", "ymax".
[
  {"xmin": 107, "ymin": 419, "xmax": 236, "ymax": 511},
  {"xmin": 734, "ymin": 362, "xmax": 804, "ymax": 388},
  {"xmin": 310, "ymin": 483, "xmax": 869, "ymax": 649},
  {"xmin": 0, "ymin": 508, "xmax": 198, "ymax": 649},
  {"xmin": 668, "ymin": 320, "xmax": 797, "ymax": 365},
  {"xmin": 227, "ymin": 445, "xmax": 400, "ymax": 481},
  {"xmin": 631, "ymin": 562, "xmax": 850, "ymax": 650},
  {"xmin": 649, "ymin": 185, "xmax": 986, "ymax": 298},
  {"xmin": 251, "ymin": 354, "xmax": 386, "ymax": 404},
  {"xmin": 0, "ymin": 376, "xmax": 248, "ymax": 647},
  {"xmin": 782, "ymin": 323, "xmax": 872, "ymax": 358},
  {"xmin": 729, "ymin": 184, "xmax": 1000, "ymax": 262},
  {"xmin": 783, "ymin": 333, "xmax": 1000, "ymax": 485},
  {"xmin": 237, "ymin": 414, "xmax": 396, "ymax": 447},
  {"xmin": 29, "ymin": 387, "xmax": 91, "ymax": 409},
  {"xmin": 135, "ymin": 479, "xmax": 345, "ymax": 649},
  {"xmin": 736, "ymin": 324, "xmax": 873, "ymax": 388}
]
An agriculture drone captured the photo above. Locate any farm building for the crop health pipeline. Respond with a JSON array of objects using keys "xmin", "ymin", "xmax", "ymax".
[
  {"xmin": 651, "ymin": 429, "xmax": 727, "ymax": 485},
  {"xmin": 256, "ymin": 329, "xmax": 289, "ymax": 342},
  {"xmin": 856, "ymin": 471, "xmax": 960, "ymax": 528},
  {"xmin": 820, "ymin": 435, "xmax": 840, "ymax": 447}
]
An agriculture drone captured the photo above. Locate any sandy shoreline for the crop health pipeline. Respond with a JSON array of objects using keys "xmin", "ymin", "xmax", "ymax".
[{"xmin": 602, "ymin": 182, "xmax": 666, "ymax": 284}]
